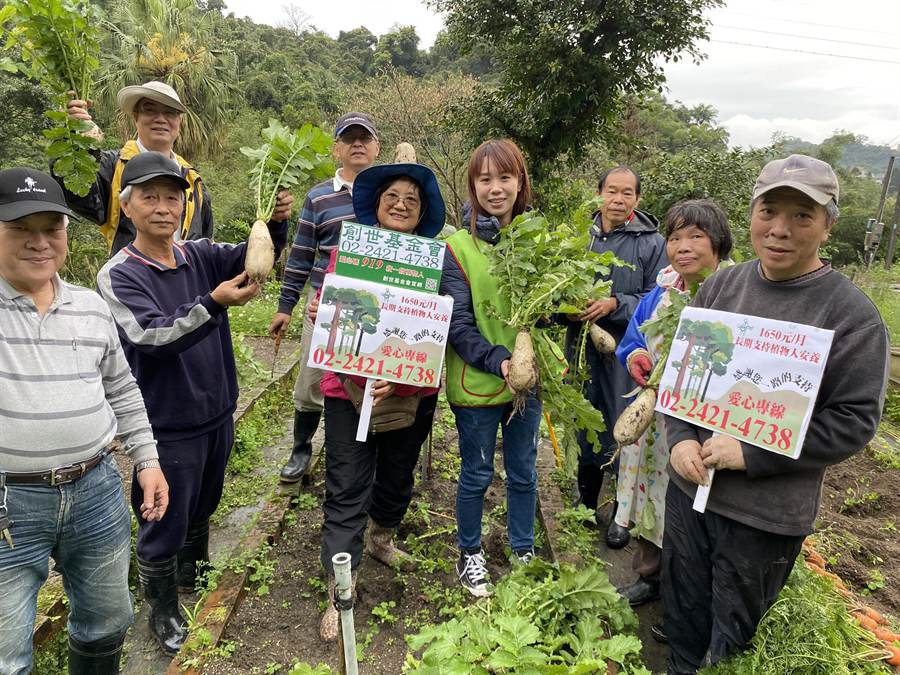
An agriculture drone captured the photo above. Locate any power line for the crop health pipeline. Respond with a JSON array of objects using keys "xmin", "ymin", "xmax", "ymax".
[
  {"xmin": 715, "ymin": 24, "xmax": 900, "ymax": 51},
  {"xmin": 709, "ymin": 39, "xmax": 900, "ymax": 65},
  {"xmin": 713, "ymin": 9, "xmax": 900, "ymax": 38}
]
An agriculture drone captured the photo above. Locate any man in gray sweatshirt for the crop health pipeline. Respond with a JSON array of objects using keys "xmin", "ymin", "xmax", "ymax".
[{"xmin": 662, "ymin": 155, "xmax": 889, "ymax": 674}]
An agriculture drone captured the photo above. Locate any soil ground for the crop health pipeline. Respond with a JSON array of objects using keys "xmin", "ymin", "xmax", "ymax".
[
  {"xmin": 202, "ymin": 402, "xmax": 900, "ymax": 675},
  {"xmin": 816, "ymin": 430, "xmax": 900, "ymax": 619}
]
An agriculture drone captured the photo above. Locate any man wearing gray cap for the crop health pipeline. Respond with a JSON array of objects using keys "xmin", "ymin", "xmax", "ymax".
[
  {"xmin": 59, "ymin": 81, "xmax": 217, "ymax": 255},
  {"xmin": 269, "ymin": 112, "xmax": 381, "ymax": 484},
  {"xmin": 660, "ymin": 155, "xmax": 889, "ymax": 673},
  {"xmin": 0, "ymin": 167, "xmax": 167, "ymax": 674}
]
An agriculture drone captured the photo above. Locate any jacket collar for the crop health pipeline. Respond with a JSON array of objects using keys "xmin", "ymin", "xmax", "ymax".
[{"xmin": 590, "ymin": 208, "xmax": 660, "ymax": 237}]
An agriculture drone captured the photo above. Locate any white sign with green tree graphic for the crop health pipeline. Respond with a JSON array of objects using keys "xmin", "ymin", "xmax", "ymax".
[{"xmin": 655, "ymin": 307, "xmax": 834, "ymax": 460}]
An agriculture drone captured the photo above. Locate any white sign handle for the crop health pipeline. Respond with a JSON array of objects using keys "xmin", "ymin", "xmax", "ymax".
[
  {"xmin": 693, "ymin": 467, "xmax": 715, "ymax": 513},
  {"xmin": 355, "ymin": 378, "xmax": 375, "ymax": 442},
  {"xmin": 693, "ymin": 432, "xmax": 720, "ymax": 513}
]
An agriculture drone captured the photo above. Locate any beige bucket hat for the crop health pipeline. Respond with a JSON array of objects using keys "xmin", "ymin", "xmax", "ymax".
[{"xmin": 116, "ymin": 80, "xmax": 187, "ymax": 115}]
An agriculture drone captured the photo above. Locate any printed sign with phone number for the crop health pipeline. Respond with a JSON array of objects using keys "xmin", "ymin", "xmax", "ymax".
[{"xmin": 655, "ymin": 307, "xmax": 834, "ymax": 459}]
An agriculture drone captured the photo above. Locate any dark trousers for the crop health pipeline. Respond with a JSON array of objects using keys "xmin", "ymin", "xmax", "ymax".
[
  {"xmin": 132, "ymin": 420, "xmax": 234, "ymax": 561},
  {"xmin": 661, "ymin": 483, "xmax": 803, "ymax": 674},
  {"xmin": 321, "ymin": 394, "xmax": 437, "ymax": 571},
  {"xmin": 633, "ymin": 536, "xmax": 661, "ymax": 583}
]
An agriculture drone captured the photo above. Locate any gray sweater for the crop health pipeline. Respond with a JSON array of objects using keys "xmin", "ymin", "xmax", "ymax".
[
  {"xmin": 0, "ymin": 275, "xmax": 157, "ymax": 472},
  {"xmin": 666, "ymin": 260, "xmax": 889, "ymax": 536}
]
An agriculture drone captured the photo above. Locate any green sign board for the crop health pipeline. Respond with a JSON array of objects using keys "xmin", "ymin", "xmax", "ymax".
[{"xmin": 334, "ymin": 222, "xmax": 446, "ymax": 294}]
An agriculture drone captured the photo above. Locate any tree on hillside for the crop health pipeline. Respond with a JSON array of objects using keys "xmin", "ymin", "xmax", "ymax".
[
  {"xmin": 809, "ymin": 132, "xmax": 884, "ymax": 266},
  {"xmin": 372, "ymin": 25, "xmax": 426, "ymax": 76},
  {"xmin": 97, "ymin": 0, "xmax": 237, "ymax": 157},
  {"xmin": 278, "ymin": 3, "xmax": 310, "ymax": 37},
  {"xmin": 337, "ymin": 27, "xmax": 378, "ymax": 75},
  {"xmin": 430, "ymin": 0, "xmax": 722, "ymax": 182},
  {"xmin": 639, "ymin": 146, "xmax": 771, "ymax": 259}
]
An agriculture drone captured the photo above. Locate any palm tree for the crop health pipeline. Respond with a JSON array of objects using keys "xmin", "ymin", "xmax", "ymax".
[{"xmin": 97, "ymin": 0, "xmax": 236, "ymax": 157}]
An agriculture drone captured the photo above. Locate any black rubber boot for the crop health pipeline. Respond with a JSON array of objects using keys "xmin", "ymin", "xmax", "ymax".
[
  {"xmin": 68, "ymin": 633, "xmax": 124, "ymax": 674},
  {"xmin": 605, "ymin": 503, "xmax": 632, "ymax": 549},
  {"xmin": 138, "ymin": 556, "xmax": 188, "ymax": 656},
  {"xmin": 574, "ymin": 462, "xmax": 604, "ymax": 511},
  {"xmin": 176, "ymin": 518, "xmax": 210, "ymax": 593},
  {"xmin": 279, "ymin": 410, "xmax": 321, "ymax": 483}
]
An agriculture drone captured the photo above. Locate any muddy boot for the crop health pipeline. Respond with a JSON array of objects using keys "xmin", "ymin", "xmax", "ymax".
[
  {"xmin": 177, "ymin": 518, "xmax": 210, "ymax": 593},
  {"xmin": 319, "ymin": 572, "xmax": 356, "ymax": 642},
  {"xmin": 138, "ymin": 556, "xmax": 188, "ymax": 656},
  {"xmin": 68, "ymin": 634, "xmax": 124, "ymax": 674},
  {"xmin": 365, "ymin": 520, "xmax": 415, "ymax": 571},
  {"xmin": 280, "ymin": 410, "xmax": 321, "ymax": 483}
]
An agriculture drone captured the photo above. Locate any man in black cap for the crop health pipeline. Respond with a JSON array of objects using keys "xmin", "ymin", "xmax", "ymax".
[
  {"xmin": 96, "ymin": 152, "xmax": 292, "ymax": 656},
  {"xmin": 0, "ymin": 167, "xmax": 167, "ymax": 674},
  {"xmin": 269, "ymin": 111, "xmax": 381, "ymax": 484}
]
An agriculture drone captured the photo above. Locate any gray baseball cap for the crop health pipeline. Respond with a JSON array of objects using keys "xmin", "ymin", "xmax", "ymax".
[{"xmin": 752, "ymin": 154, "xmax": 839, "ymax": 206}]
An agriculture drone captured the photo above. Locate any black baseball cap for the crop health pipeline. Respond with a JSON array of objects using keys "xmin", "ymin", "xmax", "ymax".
[
  {"xmin": 0, "ymin": 168, "xmax": 74, "ymax": 222},
  {"xmin": 334, "ymin": 112, "xmax": 378, "ymax": 140},
  {"xmin": 121, "ymin": 152, "xmax": 190, "ymax": 191}
]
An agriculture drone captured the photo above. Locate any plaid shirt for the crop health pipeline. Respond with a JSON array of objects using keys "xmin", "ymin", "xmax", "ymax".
[{"xmin": 277, "ymin": 173, "xmax": 355, "ymax": 314}]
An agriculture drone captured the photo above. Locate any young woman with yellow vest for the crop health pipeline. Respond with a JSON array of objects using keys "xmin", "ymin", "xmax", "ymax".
[{"xmin": 439, "ymin": 139, "xmax": 539, "ymax": 597}]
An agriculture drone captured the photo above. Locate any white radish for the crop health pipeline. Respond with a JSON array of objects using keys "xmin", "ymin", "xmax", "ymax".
[
  {"xmin": 508, "ymin": 330, "xmax": 539, "ymax": 395},
  {"xmin": 393, "ymin": 142, "xmax": 417, "ymax": 163},
  {"xmin": 613, "ymin": 388, "xmax": 657, "ymax": 446},
  {"xmin": 245, "ymin": 220, "xmax": 274, "ymax": 284},
  {"xmin": 589, "ymin": 323, "xmax": 616, "ymax": 353}
]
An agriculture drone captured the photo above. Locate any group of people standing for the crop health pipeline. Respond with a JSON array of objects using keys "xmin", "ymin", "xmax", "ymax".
[{"xmin": 0, "ymin": 77, "xmax": 889, "ymax": 675}]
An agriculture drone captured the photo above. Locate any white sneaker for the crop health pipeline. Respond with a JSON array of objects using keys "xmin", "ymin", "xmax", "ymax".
[
  {"xmin": 457, "ymin": 549, "xmax": 493, "ymax": 597},
  {"xmin": 511, "ymin": 548, "xmax": 535, "ymax": 566}
]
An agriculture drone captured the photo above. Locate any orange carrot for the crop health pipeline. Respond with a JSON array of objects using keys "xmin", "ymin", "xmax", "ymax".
[
  {"xmin": 886, "ymin": 644, "xmax": 900, "ymax": 666},
  {"xmin": 857, "ymin": 615, "xmax": 878, "ymax": 631},
  {"xmin": 874, "ymin": 627, "xmax": 900, "ymax": 643},
  {"xmin": 864, "ymin": 606, "xmax": 888, "ymax": 625},
  {"xmin": 805, "ymin": 551, "xmax": 826, "ymax": 567}
]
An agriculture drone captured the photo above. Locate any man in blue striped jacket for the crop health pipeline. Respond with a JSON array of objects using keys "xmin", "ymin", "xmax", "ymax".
[
  {"xmin": 268, "ymin": 112, "xmax": 381, "ymax": 483},
  {"xmin": 96, "ymin": 152, "xmax": 292, "ymax": 656},
  {"xmin": 0, "ymin": 167, "xmax": 167, "ymax": 674}
]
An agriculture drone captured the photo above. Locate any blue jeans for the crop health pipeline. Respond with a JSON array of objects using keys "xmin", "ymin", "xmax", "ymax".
[
  {"xmin": 452, "ymin": 397, "xmax": 541, "ymax": 552},
  {"xmin": 0, "ymin": 455, "xmax": 133, "ymax": 674}
]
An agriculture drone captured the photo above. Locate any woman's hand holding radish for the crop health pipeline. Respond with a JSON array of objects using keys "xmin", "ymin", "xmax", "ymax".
[
  {"xmin": 700, "ymin": 435, "xmax": 746, "ymax": 471},
  {"xmin": 671, "ymin": 440, "xmax": 709, "ymax": 485},
  {"xmin": 371, "ymin": 380, "xmax": 396, "ymax": 406},
  {"xmin": 628, "ymin": 352, "xmax": 652, "ymax": 386},
  {"xmin": 500, "ymin": 358, "xmax": 511, "ymax": 389}
]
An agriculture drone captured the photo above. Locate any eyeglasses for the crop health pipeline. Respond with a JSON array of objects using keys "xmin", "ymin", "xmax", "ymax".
[
  {"xmin": 381, "ymin": 192, "xmax": 420, "ymax": 210},
  {"xmin": 137, "ymin": 103, "xmax": 181, "ymax": 119},
  {"xmin": 339, "ymin": 132, "xmax": 376, "ymax": 145}
]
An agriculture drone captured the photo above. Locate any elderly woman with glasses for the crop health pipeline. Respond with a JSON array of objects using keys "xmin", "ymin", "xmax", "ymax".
[{"xmin": 306, "ymin": 163, "xmax": 446, "ymax": 641}]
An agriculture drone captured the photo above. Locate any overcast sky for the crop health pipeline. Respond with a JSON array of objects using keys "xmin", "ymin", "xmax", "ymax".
[{"xmin": 224, "ymin": 0, "xmax": 900, "ymax": 149}]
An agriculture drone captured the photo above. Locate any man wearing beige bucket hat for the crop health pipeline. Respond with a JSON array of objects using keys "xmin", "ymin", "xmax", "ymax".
[{"xmin": 57, "ymin": 80, "xmax": 292, "ymax": 255}]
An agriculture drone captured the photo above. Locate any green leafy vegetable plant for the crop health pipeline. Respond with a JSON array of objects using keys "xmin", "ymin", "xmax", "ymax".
[
  {"xmin": 612, "ymin": 279, "xmax": 697, "ymax": 448},
  {"xmin": 405, "ymin": 558, "xmax": 649, "ymax": 673},
  {"xmin": 482, "ymin": 198, "xmax": 625, "ymax": 463},
  {"xmin": 0, "ymin": 0, "xmax": 102, "ymax": 196},
  {"xmin": 239, "ymin": 119, "xmax": 333, "ymax": 283}
]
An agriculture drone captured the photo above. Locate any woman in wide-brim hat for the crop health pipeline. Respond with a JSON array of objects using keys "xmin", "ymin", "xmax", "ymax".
[{"xmin": 309, "ymin": 162, "xmax": 445, "ymax": 641}]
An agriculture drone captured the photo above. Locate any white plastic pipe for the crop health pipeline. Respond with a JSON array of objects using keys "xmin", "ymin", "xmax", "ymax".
[{"xmin": 332, "ymin": 552, "xmax": 358, "ymax": 675}]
